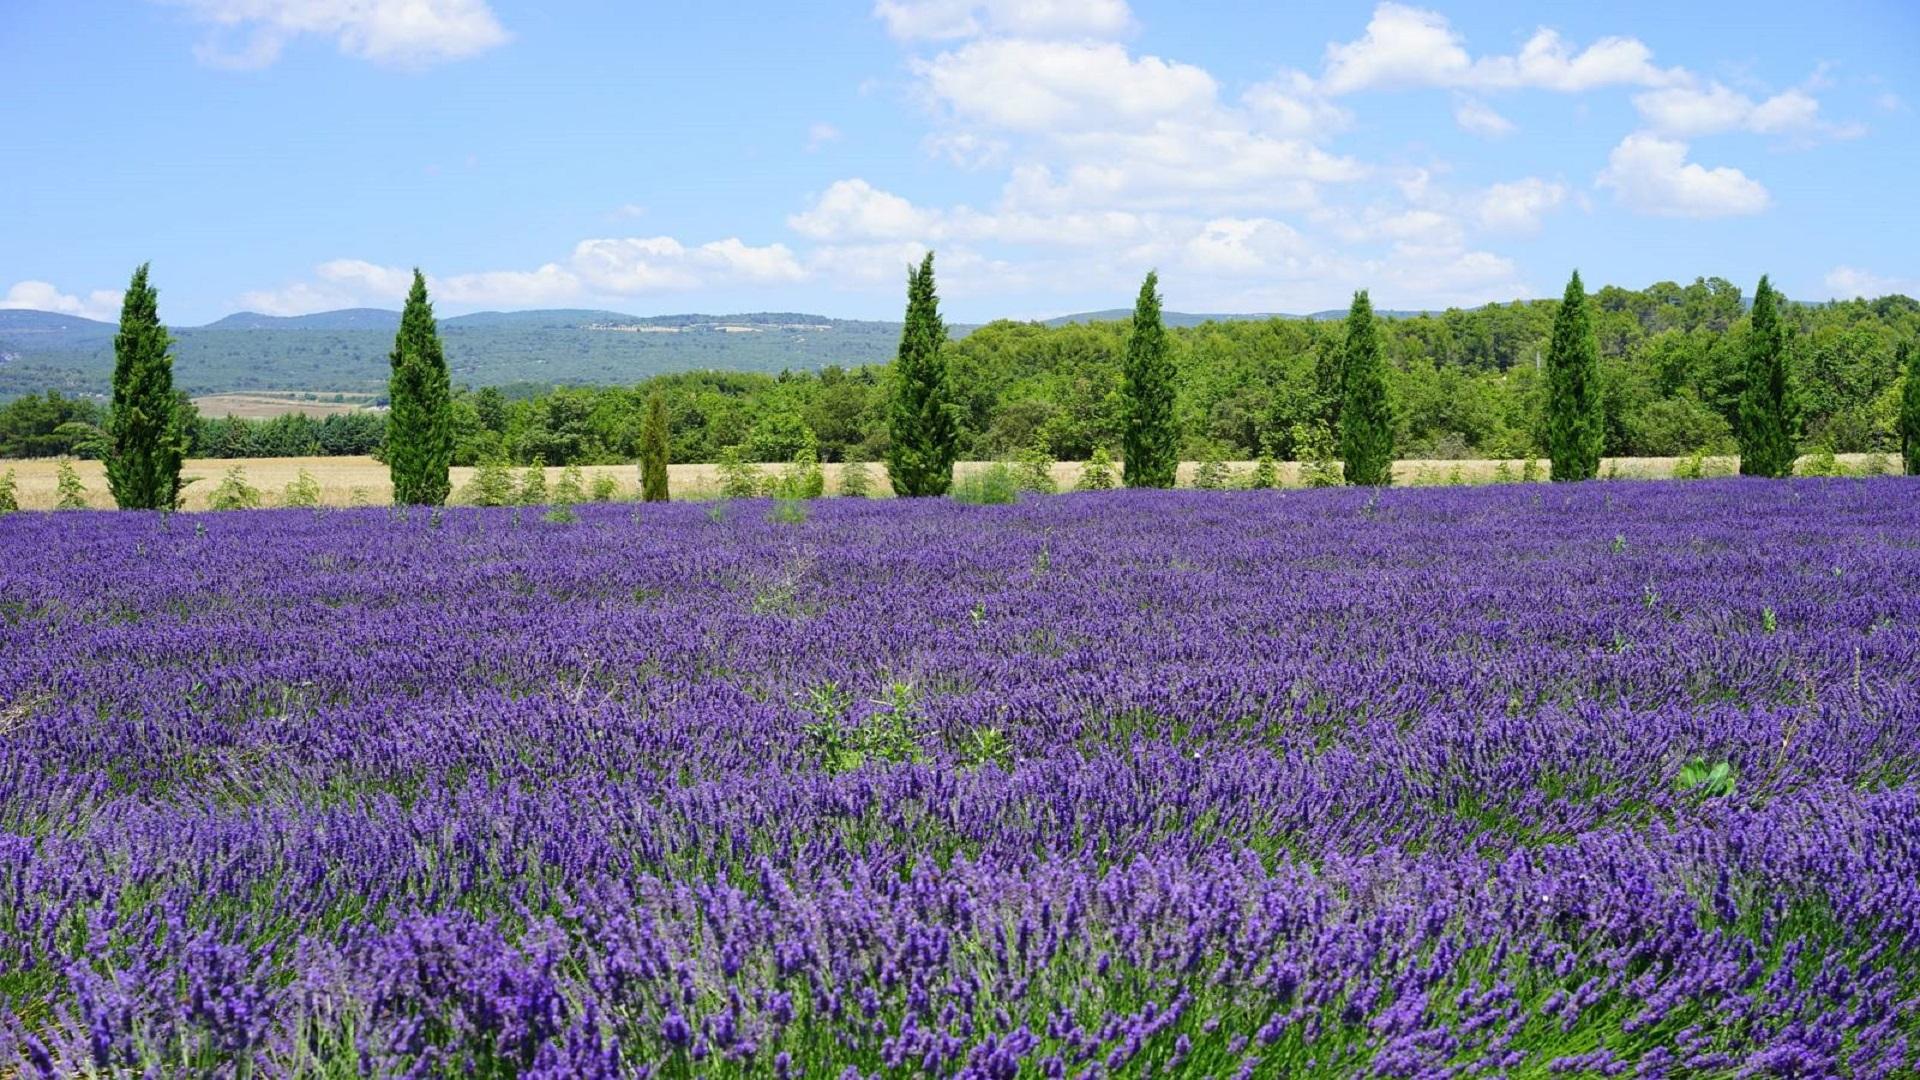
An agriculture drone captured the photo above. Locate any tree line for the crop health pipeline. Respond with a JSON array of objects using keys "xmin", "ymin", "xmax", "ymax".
[{"xmin": 8, "ymin": 261, "xmax": 1920, "ymax": 509}]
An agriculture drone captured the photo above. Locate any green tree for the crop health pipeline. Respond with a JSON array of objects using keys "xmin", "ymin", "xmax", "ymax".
[
  {"xmin": 886, "ymin": 252, "xmax": 958, "ymax": 496},
  {"xmin": 640, "ymin": 392, "xmax": 671, "ymax": 501},
  {"xmin": 1900, "ymin": 341, "xmax": 1920, "ymax": 476},
  {"xmin": 1737, "ymin": 275, "xmax": 1795, "ymax": 478},
  {"xmin": 1121, "ymin": 271, "xmax": 1178, "ymax": 487},
  {"xmin": 1545, "ymin": 270, "xmax": 1604, "ymax": 481},
  {"xmin": 105, "ymin": 264, "xmax": 186, "ymax": 509},
  {"xmin": 55, "ymin": 459, "xmax": 88, "ymax": 510},
  {"xmin": 387, "ymin": 270, "xmax": 453, "ymax": 505},
  {"xmin": 1339, "ymin": 290, "xmax": 1394, "ymax": 487}
]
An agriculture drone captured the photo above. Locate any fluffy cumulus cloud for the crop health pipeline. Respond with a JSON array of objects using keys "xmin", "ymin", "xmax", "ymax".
[
  {"xmin": 872, "ymin": 0, "xmax": 1131, "ymax": 42},
  {"xmin": 1633, "ymin": 83, "xmax": 1859, "ymax": 140},
  {"xmin": 1596, "ymin": 134, "xmax": 1770, "ymax": 218},
  {"xmin": 160, "ymin": 0, "xmax": 509, "ymax": 69},
  {"xmin": 1317, "ymin": 4, "xmax": 1681, "ymax": 95},
  {"xmin": 239, "ymin": 238, "xmax": 803, "ymax": 315},
  {"xmin": 1474, "ymin": 178, "xmax": 1567, "ymax": 233},
  {"xmin": 1452, "ymin": 97, "xmax": 1514, "ymax": 138},
  {"xmin": 0, "ymin": 281, "xmax": 125, "ymax": 321},
  {"xmin": 916, "ymin": 40, "xmax": 1216, "ymax": 133},
  {"xmin": 1824, "ymin": 266, "xmax": 1920, "ymax": 300}
]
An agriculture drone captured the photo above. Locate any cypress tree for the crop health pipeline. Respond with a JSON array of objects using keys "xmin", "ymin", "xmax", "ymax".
[
  {"xmin": 105, "ymin": 263, "xmax": 186, "ymax": 509},
  {"xmin": 1737, "ymin": 275, "xmax": 1795, "ymax": 478},
  {"xmin": 1899, "ymin": 341, "xmax": 1920, "ymax": 476},
  {"xmin": 1121, "ymin": 271, "xmax": 1178, "ymax": 488},
  {"xmin": 640, "ymin": 391, "xmax": 671, "ymax": 501},
  {"xmin": 387, "ymin": 270, "xmax": 453, "ymax": 505},
  {"xmin": 1339, "ymin": 290, "xmax": 1394, "ymax": 487},
  {"xmin": 886, "ymin": 252, "xmax": 958, "ymax": 497},
  {"xmin": 1544, "ymin": 270, "xmax": 1604, "ymax": 482}
]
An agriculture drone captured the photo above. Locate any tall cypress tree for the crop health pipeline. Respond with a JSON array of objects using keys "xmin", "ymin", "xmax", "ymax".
[
  {"xmin": 106, "ymin": 263, "xmax": 186, "ymax": 510},
  {"xmin": 1122, "ymin": 271, "xmax": 1179, "ymax": 488},
  {"xmin": 885, "ymin": 252, "xmax": 957, "ymax": 497},
  {"xmin": 1339, "ymin": 290, "xmax": 1394, "ymax": 487},
  {"xmin": 1899, "ymin": 340, "xmax": 1920, "ymax": 476},
  {"xmin": 640, "ymin": 391, "xmax": 671, "ymax": 502},
  {"xmin": 387, "ymin": 270, "xmax": 453, "ymax": 505},
  {"xmin": 1737, "ymin": 275, "xmax": 1795, "ymax": 478},
  {"xmin": 1544, "ymin": 270, "xmax": 1604, "ymax": 482}
]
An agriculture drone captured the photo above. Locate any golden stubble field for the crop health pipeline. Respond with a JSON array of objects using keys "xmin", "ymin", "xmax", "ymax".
[{"xmin": 0, "ymin": 453, "xmax": 1893, "ymax": 511}]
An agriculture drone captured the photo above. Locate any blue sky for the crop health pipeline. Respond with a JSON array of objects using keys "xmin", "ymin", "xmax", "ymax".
[{"xmin": 3, "ymin": 0, "xmax": 1915, "ymax": 324}]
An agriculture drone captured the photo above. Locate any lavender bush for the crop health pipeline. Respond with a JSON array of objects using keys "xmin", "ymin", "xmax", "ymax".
[{"xmin": 0, "ymin": 480, "xmax": 1916, "ymax": 1077}]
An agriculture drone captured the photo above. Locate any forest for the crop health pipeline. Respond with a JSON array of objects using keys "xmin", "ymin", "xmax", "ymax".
[{"xmin": 3, "ymin": 279, "xmax": 1914, "ymax": 466}]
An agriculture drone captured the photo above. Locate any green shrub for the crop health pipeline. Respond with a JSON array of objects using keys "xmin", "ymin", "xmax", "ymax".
[
  {"xmin": 207, "ymin": 466, "xmax": 262, "ymax": 511},
  {"xmin": 952, "ymin": 462, "xmax": 1019, "ymax": 505},
  {"xmin": 459, "ymin": 458, "xmax": 515, "ymax": 506},
  {"xmin": 768, "ymin": 436, "xmax": 825, "ymax": 500},
  {"xmin": 1015, "ymin": 442, "xmax": 1057, "ymax": 493},
  {"xmin": 1075, "ymin": 446, "xmax": 1117, "ymax": 491},
  {"xmin": 517, "ymin": 458, "xmax": 549, "ymax": 505},
  {"xmin": 1795, "ymin": 447, "xmax": 1847, "ymax": 478},
  {"xmin": 552, "ymin": 464, "xmax": 586, "ymax": 505},
  {"xmin": 1248, "ymin": 449, "xmax": 1277, "ymax": 489},
  {"xmin": 54, "ymin": 459, "xmax": 88, "ymax": 510},
  {"xmin": 717, "ymin": 445, "xmax": 761, "ymax": 500},
  {"xmin": 1677, "ymin": 759, "xmax": 1737, "ymax": 799},
  {"xmin": 0, "ymin": 469, "xmax": 17, "ymax": 513},
  {"xmin": 589, "ymin": 473, "xmax": 620, "ymax": 502},
  {"xmin": 283, "ymin": 469, "xmax": 323, "ymax": 508},
  {"xmin": 1193, "ymin": 447, "xmax": 1230, "ymax": 490},
  {"xmin": 839, "ymin": 456, "xmax": 874, "ymax": 498},
  {"xmin": 1291, "ymin": 422, "xmax": 1342, "ymax": 488}
]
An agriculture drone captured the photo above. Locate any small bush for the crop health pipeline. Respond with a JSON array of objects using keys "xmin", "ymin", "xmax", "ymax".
[
  {"xmin": 839, "ymin": 456, "xmax": 873, "ymax": 498},
  {"xmin": 768, "ymin": 498, "xmax": 810, "ymax": 525},
  {"xmin": 552, "ymin": 464, "xmax": 586, "ymax": 505},
  {"xmin": 1492, "ymin": 460, "xmax": 1515, "ymax": 484},
  {"xmin": 768, "ymin": 437, "xmax": 825, "ymax": 501},
  {"xmin": 1075, "ymin": 446, "xmax": 1117, "ymax": 491},
  {"xmin": 283, "ymin": 469, "xmax": 323, "ymax": 508},
  {"xmin": 1015, "ymin": 442, "xmax": 1056, "ymax": 494},
  {"xmin": 207, "ymin": 466, "xmax": 262, "ymax": 511},
  {"xmin": 1192, "ymin": 447, "xmax": 1230, "ymax": 490},
  {"xmin": 461, "ymin": 458, "xmax": 517, "ymax": 506},
  {"xmin": 717, "ymin": 446, "xmax": 761, "ymax": 500},
  {"xmin": 54, "ymin": 459, "xmax": 88, "ymax": 510},
  {"xmin": 1248, "ymin": 449, "xmax": 1277, "ymax": 490},
  {"xmin": 952, "ymin": 462, "xmax": 1019, "ymax": 505},
  {"xmin": 517, "ymin": 459, "xmax": 549, "ymax": 505},
  {"xmin": 0, "ymin": 470, "xmax": 17, "ymax": 514},
  {"xmin": 1521, "ymin": 457, "xmax": 1542, "ymax": 483},
  {"xmin": 589, "ymin": 473, "xmax": 620, "ymax": 502},
  {"xmin": 1795, "ymin": 447, "xmax": 1847, "ymax": 478},
  {"xmin": 542, "ymin": 504, "xmax": 578, "ymax": 525},
  {"xmin": 1291, "ymin": 423, "xmax": 1342, "ymax": 488},
  {"xmin": 801, "ymin": 681, "xmax": 926, "ymax": 774},
  {"xmin": 1677, "ymin": 759, "xmax": 1737, "ymax": 799}
]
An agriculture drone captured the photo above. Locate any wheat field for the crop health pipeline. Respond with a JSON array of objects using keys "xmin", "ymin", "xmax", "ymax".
[{"xmin": 0, "ymin": 453, "xmax": 1893, "ymax": 511}]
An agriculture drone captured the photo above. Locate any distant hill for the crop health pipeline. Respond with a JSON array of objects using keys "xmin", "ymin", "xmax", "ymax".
[
  {"xmin": 0, "ymin": 303, "xmax": 1450, "ymax": 401},
  {"xmin": 1045, "ymin": 308, "xmax": 1434, "ymax": 327}
]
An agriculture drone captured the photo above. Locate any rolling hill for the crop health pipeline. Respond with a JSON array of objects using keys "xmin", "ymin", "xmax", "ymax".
[{"xmin": 0, "ymin": 305, "xmax": 1421, "ymax": 400}]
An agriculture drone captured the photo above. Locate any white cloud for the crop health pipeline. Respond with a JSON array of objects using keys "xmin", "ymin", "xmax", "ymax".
[
  {"xmin": 1318, "ymin": 3, "xmax": 1681, "ymax": 95},
  {"xmin": 1474, "ymin": 178, "xmax": 1566, "ymax": 232},
  {"xmin": 1634, "ymin": 82, "xmax": 1841, "ymax": 137},
  {"xmin": 917, "ymin": 39, "xmax": 1216, "ymax": 133},
  {"xmin": 161, "ymin": 0, "xmax": 508, "ymax": 69},
  {"xmin": 788, "ymin": 179, "xmax": 939, "ymax": 241},
  {"xmin": 1242, "ymin": 71, "xmax": 1351, "ymax": 139},
  {"xmin": 806, "ymin": 122, "xmax": 842, "ymax": 151},
  {"xmin": 1824, "ymin": 266, "xmax": 1920, "ymax": 300},
  {"xmin": 872, "ymin": 0, "xmax": 1132, "ymax": 42},
  {"xmin": 1452, "ymin": 96, "xmax": 1514, "ymax": 138},
  {"xmin": 0, "ymin": 281, "xmax": 125, "ymax": 321},
  {"xmin": 1595, "ymin": 134, "xmax": 1770, "ymax": 218},
  {"xmin": 237, "ymin": 281, "xmax": 357, "ymax": 315}
]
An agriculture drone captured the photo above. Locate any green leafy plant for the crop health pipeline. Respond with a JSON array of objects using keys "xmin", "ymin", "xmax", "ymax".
[
  {"xmin": 206, "ymin": 465, "xmax": 262, "ymax": 511},
  {"xmin": 552, "ymin": 464, "xmax": 586, "ymax": 505},
  {"xmin": 1192, "ymin": 447, "xmax": 1230, "ymax": 490},
  {"xmin": 839, "ymin": 455, "xmax": 874, "ymax": 498},
  {"xmin": 517, "ymin": 457, "xmax": 549, "ymax": 505},
  {"xmin": 800, "ymin": 681, "xmax": 925, "ymax": 774},
  {"xmin": 589, "ymin": 474, "xmax": 620, "ymax": 502},
  {"xmin": 1677, "ymin": 759, "xmax": 1738, "ymax": 799},
  {"xmin": 952, "ymin": 462, "xmax": 1019, "ymax": 505},
  {"xmin": 461, "ymin": 457, "xmax": 517, "ymax": 506},
  {"xmin": 956, "ymin": 726, "xmax": 1013, "ymax": 771},
  {"xmin": 1075, "ymin": 446, "xmax": 1118, "ymax": 491},
  {"xmin": 54, "ymin": 458, "xmax": 88, "ymax": 510},
  {"xmin": 282, "ymin": 469, "xmax": 323, "ymax": 508},
  {"xmin": 1762, "ymin": 606, "xmax": 1778, "ymax": 634},
  {"xmin": 768, "ymin": 498, "xmax": 810, "ymax": 525},
  {"xmin": 1015, "ymin": 441, "xmax": 1057, "ymax": 493},
  {"xmin": 0, "ymin": 469, "xmax": 17, "ymax": 514},
  {"xmin": 717, "ymin": 445, "xmax": 762, "ymax": 500},
  {"xmin": 1291, "ymin": 422, "xmax": 1342, "ymax": 488}
]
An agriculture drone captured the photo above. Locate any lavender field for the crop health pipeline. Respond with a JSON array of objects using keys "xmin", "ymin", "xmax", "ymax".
[{"xmin": 1, "ymin": 481, "xmax": 1917, "ymax": 1078}]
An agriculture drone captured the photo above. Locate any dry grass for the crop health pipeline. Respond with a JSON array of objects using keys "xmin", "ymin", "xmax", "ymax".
[
  {"xmin": 0, "ymin": 453, "xmax": 1896, "ymax": 512},
  {"xmin": 192, "ymin": 394, "xmax": 376, "ymax": 420}
]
